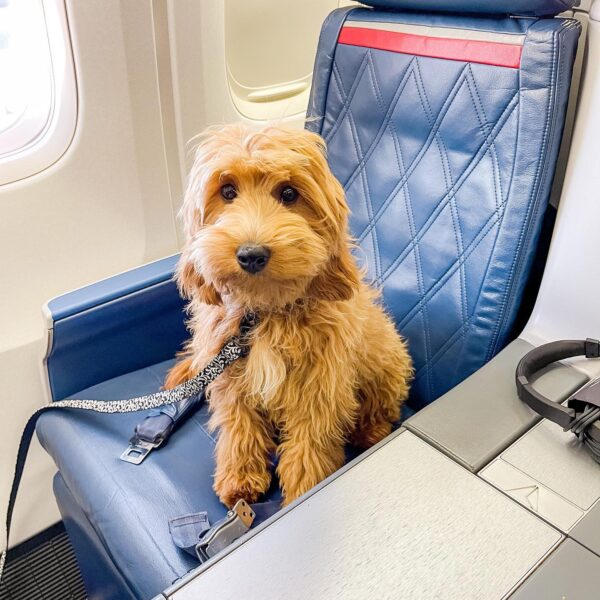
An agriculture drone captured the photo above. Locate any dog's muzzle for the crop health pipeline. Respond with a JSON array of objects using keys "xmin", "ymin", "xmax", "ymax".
[{"xmin": 236, "ymin": 244, "xmax": 271, "ymax": 274}]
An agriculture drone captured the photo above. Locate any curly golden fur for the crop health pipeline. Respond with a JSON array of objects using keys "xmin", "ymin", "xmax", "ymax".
[{"xmin": 166, "ymin": 124, "xmax": 413, "ymax": 507}]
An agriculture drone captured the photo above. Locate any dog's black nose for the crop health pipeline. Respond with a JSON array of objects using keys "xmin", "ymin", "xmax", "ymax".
[{"xmin": 236, "ymin": 244, "xmax": 271, "ymax": 274}]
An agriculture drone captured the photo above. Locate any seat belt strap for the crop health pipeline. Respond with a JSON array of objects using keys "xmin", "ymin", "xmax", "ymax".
[
  {"xmin": 1, "ymin": 314, "xmax": 257, "ymax": 582},
  {"xmin": 122, "ymin": 312, "xmax": 259, "ymax": 464},
  {"xmin": 169, "ymin": 500, "xmax": 281, "ymax": 560},
  {"xmin": 121, "ymin": 391, "xmax": 206, "ymax": 464},
  {"xmin": 169, "ymin": 511, "xmax": 212, "ymax": 553}
]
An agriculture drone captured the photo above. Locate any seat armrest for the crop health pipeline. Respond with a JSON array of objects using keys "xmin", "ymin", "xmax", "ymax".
[
  {"xmin": 404, "ymin": 338, "xmax": 589, "ymax": 472},
  {"xmin": 159, "ymin": 430, "xmax": 563, "ymax": 600},
  {"xmin": 43, "ymin": 254, "xmax": 188, "ymax": 400}
]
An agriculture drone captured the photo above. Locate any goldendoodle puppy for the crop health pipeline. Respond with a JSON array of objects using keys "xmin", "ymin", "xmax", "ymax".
[{"xmin": 166, "ymin": 124, "xmax": 413, "ymax": 507}]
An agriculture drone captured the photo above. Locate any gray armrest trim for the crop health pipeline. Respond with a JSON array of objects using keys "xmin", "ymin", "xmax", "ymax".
[{"xmin": 405, "ymin": 338, "xmax": 589, "ymax": 472}]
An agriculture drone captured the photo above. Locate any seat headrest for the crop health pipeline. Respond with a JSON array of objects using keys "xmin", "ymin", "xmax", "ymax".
[{"xmin": 355, "ymin": 0, "xmax": 576, "ymax": 17}]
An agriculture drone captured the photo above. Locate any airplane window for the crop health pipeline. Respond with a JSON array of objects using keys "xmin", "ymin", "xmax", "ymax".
[
  {"xmin": 0, "ymin": 0, "xmax": 52, "ymax": 156},
  {"xmin": 224, "ymin": 0, "xmax": 349, "ymax": 121},
  {"xmin": 0, "ymin": 0, "xmax": 76, "ymax": 185}
]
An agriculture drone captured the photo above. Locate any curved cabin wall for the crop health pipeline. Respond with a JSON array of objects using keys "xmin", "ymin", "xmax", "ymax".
[
  {"xmin": 522, "ymin": 1, "xmax": 600, "ymax": 374},
  {"xmin": 0, "ymin": 1, "xmax": 180, "ymax": 546},
  {"xmin": 224, "ymin": 0, "xmax": 339, "ymax": 120}
]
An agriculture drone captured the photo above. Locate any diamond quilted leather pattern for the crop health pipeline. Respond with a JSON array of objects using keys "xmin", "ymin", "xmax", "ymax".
[{"xmin": 312, "ymin": 11, "xmax": 581, "ymax": 408}]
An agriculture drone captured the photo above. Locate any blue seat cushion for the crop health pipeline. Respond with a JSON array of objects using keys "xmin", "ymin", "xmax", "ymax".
[
  {"xmin": 37, "ymin": 360, "xmax": 282, "ymax": 599},
  {"xmin": 38, "ymin": 361, "xmax": 385, "ymax": 598}
]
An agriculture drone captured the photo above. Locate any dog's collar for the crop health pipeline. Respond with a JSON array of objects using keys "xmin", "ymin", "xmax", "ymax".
[
  {"xmin": 237, "ymin": 311, "xmax": 259, "ymax": 356},
  {"xmin": 240, "ymin": 310, "xmax": 259, "ymax": 336},
  {"xmin": 242, "ymin": 298, "xmax": 318, "ymax": 319}
]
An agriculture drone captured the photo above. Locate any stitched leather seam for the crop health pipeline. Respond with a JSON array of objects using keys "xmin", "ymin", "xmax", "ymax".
[
  {"xmin": 413, "ymin": 313, "xmax": 476, "ymax": 379},
  {"xmin": 366, "ymin": 52, "xmax": 384, "ymax": 108},
  {"xmin": 415, "ymin": 59, "xmax": 469, "ymax": 330},
  {"xmin": 468, "ymin": 76, "xmax": 523, "ymax": 358},
  {"xmin": 354, "ymin": 122, "xmax": 383, "ymax": 281},
  {"xmin": 310, "ymin": 7, "xmax": 354, "ymax": 136},
  {"xmin": 191, "ymin": 412, "xmax": 217, "ymax": 445},
  {"xmin": 333, "ymin": 61, "xmax": 383, "ymax": 279},
  {"xmin": 345, "ymin": 56, "xmax": 383, "ymax": 280},
  {"xmin": 342, "ymin": 56, "xmax": 418, "ymax": 190},
  {"xmin": 361, "ymin": 54, "xmax": 384, "ymax": 280},
  {"xmin": 460, "ymin": 65, "xmax": 509, "ymax": 336},
  {"xmin": 355, "ymin": 64, "xmax": 470, "ymax": 237},
  {"xmin": 412, "ymin": 58, "xmax": 463, "ymax": 400},
  {"xmin": 374, "ymin": 93, "xmax": 519, "ymax": 284},
  {"xmin": 485, "ymin": 23, "xmax": 565, "ymax": 360},
  {"xmin": 396, "ymin": 205, "xmax": 502, "ymax": 330},
  {"xmin": 371, "ymin": 57, "xmax": 435, "ymax": 402},
  {"xmin": 465, "ymin": 65, "xmax": 505, "ymax": 214},
  {"xmin": 412, "ymin": 63, "xmax": 438, "ymax": 401},
  {"xmin": 324, "ymin": 52, "xmax": 371, "ymax": 144}
]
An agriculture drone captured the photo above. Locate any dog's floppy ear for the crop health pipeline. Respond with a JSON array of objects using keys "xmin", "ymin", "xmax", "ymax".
[
  {"xmin": 295, "ymin": 130, "xmax": 360, "ymax": 302},
  {"xmin": 307, "ymin": 249, "xmax": 360, "ymax": 302},
  {"xmin": 176, "ymin": 252, "xmax": 222, "ymax": 306}
]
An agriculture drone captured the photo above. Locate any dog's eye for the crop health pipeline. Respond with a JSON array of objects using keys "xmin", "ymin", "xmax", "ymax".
[
  {"xmin": 220, "ymin": 183, "xmax": 237, "ymax": 202},
  {"xmin": 279, "ymin": 186, "xmax": 298, "ymax": 205}
]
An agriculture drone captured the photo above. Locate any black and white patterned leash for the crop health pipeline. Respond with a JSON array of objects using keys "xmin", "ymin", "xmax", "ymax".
[{"xmin": 0, "ymin": 313, "xmax": 257, "ymax": 579}]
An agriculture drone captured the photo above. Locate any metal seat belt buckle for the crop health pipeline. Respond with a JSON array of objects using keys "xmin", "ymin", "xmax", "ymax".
[
  {"xmin": 119, "ymin": 439, "xmax": 161, "ymax": 465},
  {"xmin": 195, "ymin": 500, "xmax": 255, "ymax": 563},
  {"xmin": 120, "ymin": 412, "xmax": 174, "ymax": 464}
]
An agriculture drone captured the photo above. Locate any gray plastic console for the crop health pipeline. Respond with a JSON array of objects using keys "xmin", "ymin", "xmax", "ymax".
[
  {"xmin": 510, "ymin": 539, "xmax": 600, "ymax": 599},
  {"xmin": 159, "ymin": 431, "xmax": 561, "ymax": 600},
  {"xmin": 570, "ymin": 500, "xmax": 600, "ymax": 556},
  {"xmin": 405, "ymin": 338, "xmax": 588, "ymax": 472},
  {"xmin": 480, "ymin": 395, "xmax": 600, "ymax": 533}
]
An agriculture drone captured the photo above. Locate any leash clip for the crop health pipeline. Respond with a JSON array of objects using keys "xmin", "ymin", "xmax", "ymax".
[
  {"xmin": 119, "ymin": 439, "xmax": 161, "ymax": 465},
  {"xmin": 237, "ymin": 311, "xmax": 259, "ymax": 357},
  {"xmin": 195, "ymin": 499, "xmax": 255, "ymax": 563},
  {"xmin": 240, "ymin": 311, "xmax": 258, "ymax": 338}
]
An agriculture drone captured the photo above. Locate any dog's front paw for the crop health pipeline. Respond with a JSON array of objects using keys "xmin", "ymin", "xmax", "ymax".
[
  {"xmin": 214, "ymin": 469, "xmax": 271, "ymax": 509},
  {"xmin": 351, "ymin": 420, "xmax": 393, "ymax": 449}
]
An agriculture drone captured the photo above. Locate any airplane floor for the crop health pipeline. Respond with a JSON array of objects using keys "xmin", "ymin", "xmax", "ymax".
[{"xmin": 0, "ymin": 523, "xmax": 85, "ymax": 600}]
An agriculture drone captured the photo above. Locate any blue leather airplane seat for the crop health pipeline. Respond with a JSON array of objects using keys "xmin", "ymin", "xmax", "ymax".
[
  {"xmin": 36, "ymin": 1, "xmax": 581, "ymax": 598},
  {"xmin": 307, "ymin": 1, "xmax": 581, "ymax": 408}
]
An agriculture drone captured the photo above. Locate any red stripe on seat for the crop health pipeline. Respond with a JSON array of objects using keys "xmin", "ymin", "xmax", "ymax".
[{"xmin": 338, "ymin": 27, "xmax": 522, "ymax": 69}]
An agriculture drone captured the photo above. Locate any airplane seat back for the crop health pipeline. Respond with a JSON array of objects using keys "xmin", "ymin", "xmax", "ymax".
[{"xmin": 307, "ymin": 0, "xmax": 581, "ymax": 410}]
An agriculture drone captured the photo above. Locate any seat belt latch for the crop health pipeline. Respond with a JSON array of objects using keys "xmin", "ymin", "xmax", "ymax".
[
  {"xmin": 120, "ymin": 411, "xmax": 176, "ymax": 464},
  {"xmin": 119, "ymin": 439, "xmax": 161, "ymax": 465},
  {"xmin": 195, "ymin": 500, "xmax": 255, "ymax": 563}
]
